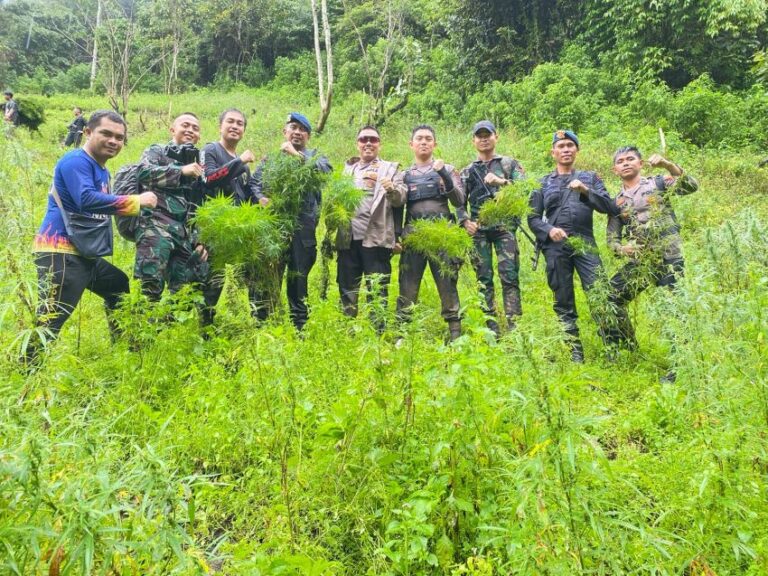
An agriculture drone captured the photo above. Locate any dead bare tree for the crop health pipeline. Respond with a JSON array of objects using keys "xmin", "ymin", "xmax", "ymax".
[
  {"xmin": 310, "ymin": 0, "xmax": 333, "ymax": 134},
  {"xmin": 96, "ymin": 0, "xmax": 175, "ymax": 117},
  {"xmin": 340, "ymin": 0, "xmax": 409, "ymax": 126}
]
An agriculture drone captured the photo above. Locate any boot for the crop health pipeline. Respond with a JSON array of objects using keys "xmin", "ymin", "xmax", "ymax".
[
  {"xmin": 486, "ymin": 318, "xmax": 501, "ymax": 338},
  {"xmin": 569, "ymin": 337, "xmax": 584, "ymax": 363},
  {"xmin": 448, "ymin": 320, "xmax": 462, "ymax": 342}
]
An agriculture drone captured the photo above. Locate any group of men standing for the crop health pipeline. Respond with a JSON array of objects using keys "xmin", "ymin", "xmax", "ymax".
[{"xmin": 28, "ymin": 109, "xmax": 697, "ymax": 376}]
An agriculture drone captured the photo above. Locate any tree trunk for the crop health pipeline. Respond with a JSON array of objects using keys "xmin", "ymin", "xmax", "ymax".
[
  {"xmin": 311, "ymin": 0, "xmax": 333, "ymax": 134},
  {"xmin": 90, "ymin": 0, "xmax": 101, "ymax": 91}
]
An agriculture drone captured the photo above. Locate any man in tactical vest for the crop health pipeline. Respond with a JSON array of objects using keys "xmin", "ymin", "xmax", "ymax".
[
  {"xmin": 527, "ymin": 130, "xmax": 618, "ymax": 362},
  {"xmin": 133, "ymin": 112, "xmax": 207, "ymax": 302},
  {"xmin": 459, "ymin": 120, "xmax": 526, "ymax": 337},
  {"xmin": 337, "ymin": 125, "xmax": 406, "ymax": 329},
  {"xmin": 603, "ymin": 146, "xmax": 698, "ymax": 373},
  {"xmin": 396, "ymin": 124, "xmax": 466, "ymax": 341},
  {"xmin": 252, "ymin": 112, "xmax": 332, "ymax": 330}
]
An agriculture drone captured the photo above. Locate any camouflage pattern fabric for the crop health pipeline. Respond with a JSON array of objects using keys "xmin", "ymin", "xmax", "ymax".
[
  {"xmin": 133, "ymin": 143, "xmax": 206, "ymax": 301},
  {"xmin": 470, "ymin": 228, "xmax": 522, "ymax": 320}
]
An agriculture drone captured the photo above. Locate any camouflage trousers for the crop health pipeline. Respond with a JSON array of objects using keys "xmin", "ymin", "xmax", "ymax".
[
  {"xmin": 470, "ymin": 227, "xmax": 522, "ymax": 320},
  {"xmin": 134, "ymin": 213, "xmax": 208, "ymax": 301}
]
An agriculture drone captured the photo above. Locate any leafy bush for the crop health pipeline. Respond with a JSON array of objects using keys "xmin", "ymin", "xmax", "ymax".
[
  {"xmin": 321, "ymin": 170, "xmax": 364, "ymax": 232},
  {"xmin": 16, "ymin": 96, "xmax": 46, "ymax": 131},
  {"xmin": 269, "ymin": 51, "xmax": 318, "ymax": 95},
  {"xmin": 670, "ymin": 75, "xmax": 750, "ymax": 148},
  {"xmin": 194, "ymin": 196, "xmax": 285, "ymax": 271},
  {"xmin": 403, "ymin": 219, "xmax": 473, "ymax": 270},
  {"xmin": 477, "ymin": 179, "xmax": 537, "ymax": 227}
]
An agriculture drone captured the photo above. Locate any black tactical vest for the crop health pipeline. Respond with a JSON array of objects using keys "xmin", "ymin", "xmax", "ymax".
[{"xmin": 404, "ymin": 169, "xmax": 443, "ymax": 204}]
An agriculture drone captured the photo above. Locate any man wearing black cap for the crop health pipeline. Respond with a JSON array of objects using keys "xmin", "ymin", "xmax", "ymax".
[
  {"xmin": 459, "ymin": 120, "xmax": 526, "ymax": 336},
  {"xmin": 528, "ymin": 130, "xmax": 618, "ymax": 362},
  {"xmin": 252, "ymin": 112, "xmax": 332, "ymax": 330}
]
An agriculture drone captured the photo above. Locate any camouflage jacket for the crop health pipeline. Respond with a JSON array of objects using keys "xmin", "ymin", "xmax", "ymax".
[
  {"xmin": 458, "ymin": 154, "xmax": 525, "ymax": 226},
  {"xmin": 138, "ymin": 143, "xmax": 202, "ymax": 222},
  {"xmin": 607, "ymin": 173, "xmax": 698, "ymax": 261}
]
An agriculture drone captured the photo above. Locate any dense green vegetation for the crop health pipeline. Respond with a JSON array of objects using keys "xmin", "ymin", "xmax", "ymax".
[
  {"xmin": 2, "ymin": 0, "xmax": 768, "ymax": 572},
  {"xmin": 1, "ymin": 77, "xmax": 768, "ymax": 574}
]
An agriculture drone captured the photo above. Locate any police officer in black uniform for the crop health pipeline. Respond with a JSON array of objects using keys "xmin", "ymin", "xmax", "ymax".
[
  {"xmin": 528, "ymin": 130, "xmax": 618, "ymax": 361},
  {"xmin": 252, "ymin": 112, "xmax": 332, "ymax": 330}
]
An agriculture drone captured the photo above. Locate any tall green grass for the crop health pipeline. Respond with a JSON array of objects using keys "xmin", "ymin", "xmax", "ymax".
[{"xmin": 1, "ymin": 90, "xmax": 768, "ymax": 575}]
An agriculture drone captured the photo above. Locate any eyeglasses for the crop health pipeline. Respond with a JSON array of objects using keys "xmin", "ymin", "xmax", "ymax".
[{"xmin": 357, "ymin": 136, "xmax": 380, "ymax": 144}]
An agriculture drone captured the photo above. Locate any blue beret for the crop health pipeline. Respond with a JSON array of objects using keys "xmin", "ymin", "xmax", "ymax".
[
  {"xmin": 552, "ymin": 129, "xmax": 579, "ymax": 148},
  {"xmin": 286, "ymin": 112, "xmax": 311, "ymax": 133}
]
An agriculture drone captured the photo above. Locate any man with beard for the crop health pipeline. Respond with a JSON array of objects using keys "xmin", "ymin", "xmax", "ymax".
[
  {"xmin": 396, "ymin": 124, "xmax": 465, "ymax": 341},
  {"xmin": 133, "ymin": 112, "xmax": 208, "ymax": 302},
  {"xmin": 336, "ymin": 125, "xmax": 406, "ymax": 330},
  {"xmin": 251, "ymin": 112, "xmax": 332, "ymax": 330},
  {"xmin": 200, "ymin": 108, "xmax": 260, "ymax": 324},
  {"xmin": 527, "ymin": 130, "xmax": 618, "ymax": 362}
]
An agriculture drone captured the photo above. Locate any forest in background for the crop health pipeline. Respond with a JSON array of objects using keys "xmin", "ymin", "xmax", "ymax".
[
  {"xmin": 2, "ymin": 0, "xmax": 768, "ymax": 133},
  {"xmin": 3, "ymin": 0, "xmax": 768, "ymax": 574}
]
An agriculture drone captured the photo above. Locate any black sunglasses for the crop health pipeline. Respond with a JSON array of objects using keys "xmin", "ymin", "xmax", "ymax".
[{"xmin": 357, "ymin": 135, "xmax": 380, "ymax": 144}]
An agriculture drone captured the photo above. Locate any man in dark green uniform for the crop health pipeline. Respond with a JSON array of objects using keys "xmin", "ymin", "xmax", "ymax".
[
  {"xmin": 459, "ymin": 120, "xmax": 526, "ymax": 336},
  {"xmin": 133, "ymin": 112, "xmax": 207, "ymax": 301}
]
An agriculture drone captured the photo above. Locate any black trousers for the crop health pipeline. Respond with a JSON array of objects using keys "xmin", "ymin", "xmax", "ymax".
[
  {"xmin": 542, "ymin": 241, "xmax": 603, "ymax": 338},
  {"xmin": 64, "ymin": 130, "xmax": 83, "ymax": 147},
  {"xmin": 396, "ymin": 248, "xmax": 461, "ymax": 324},
  {"xmin": 34, "ymin": 252, "xmax": 129, "ymax": 338},
  {"xmin": 281, "ymin": 235, "xmax": 317, "ymax": 330},
  {"xmin": 247, "ymin": 235, "xmax": 318, "ymax": 329},
  {"xmin": 336, "ymin": 240, "xmax": 392, "ymax": 319}
]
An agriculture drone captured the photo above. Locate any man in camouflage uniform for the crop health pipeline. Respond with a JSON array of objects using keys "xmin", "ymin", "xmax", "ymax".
[
  {"xmin": 604, "ymin": 146, "xmax": 698, "ymax": 356},
  {"xmin": 528, "ymin": 130, "xmax": 618, "ymax": 362},
  {"xmin": 459, "ymin": 120, "xmax": 526, "ymax": 336},
  {"xmin": 134, "ymin": 112, "xmax": 206, "ymax": 301},
  {"xmin": 396, "ymin": 124, "xmax": 465, "ymax": 341}
]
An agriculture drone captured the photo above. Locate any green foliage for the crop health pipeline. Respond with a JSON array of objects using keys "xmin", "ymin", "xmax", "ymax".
[
  {"xmin": 261, "ymin": 153, "xmax": 328, "ymax": 223},
  {"xmin": 194, "ymin": 195, "xmax": 286, "ymax": 271},
  {"xmin": 320, "ymin": 170, "xmax": 365, "ymax": 232},
  {"xmin": 15, "ymin": 97, "xmax": 45, "ymax": 131},
  {"xmin": 403, "ymin": 219, "xmax": 473, "ymax": 269},
  {"xmin": 4, "ymin": 89, "xmax": 768, "ymax": 575},
  {"xmin": 476, "ymin": 179, "xmax": 537, "ymax": 227}
]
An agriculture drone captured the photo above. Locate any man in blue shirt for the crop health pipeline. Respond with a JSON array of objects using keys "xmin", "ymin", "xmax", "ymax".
[{"xmin": 27, "ymin": 110, "xmax": 157, "ymax": 365}]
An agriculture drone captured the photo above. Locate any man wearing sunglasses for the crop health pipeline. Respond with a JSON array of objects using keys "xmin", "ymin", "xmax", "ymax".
[{"xmin": 336, "ymin": 126, "xmax": 406, "ymax": 330}]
